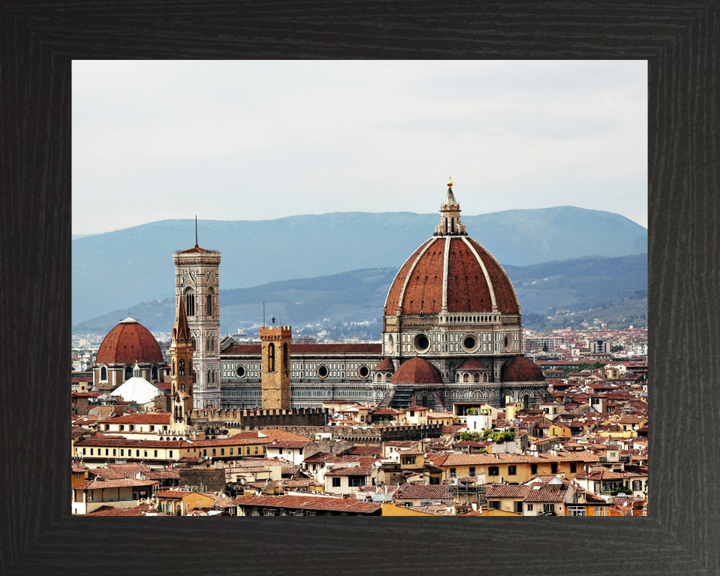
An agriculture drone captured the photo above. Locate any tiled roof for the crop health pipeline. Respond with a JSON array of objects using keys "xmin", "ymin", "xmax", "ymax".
[
  {"xmin": 223, "ymin": 343, "xmax": 381, "ymax": 355},
  {"xmin": 501, "ymin": 356, "xmax": 545, "ymax": 383},
  {"xmin": 325, "ymin": 466, "xmax": 375, "ymax": 477},
  {"xmin": 523, "ymin": 485, "xmax": 568, "ymax": 503},
  {"xmin": 341, "ymin": 445, "xmax": 382, "ymax": 456},
  {"xmin": 176, "ymin": 245, "xmax": 218, "ymax": 254},
  {"xmin": 157, "ymin": 490, "xmax": 195, "ymax": 499},
  {"xmin": 232, "ymin": 495, "xmax": 382, "ymax": 514},
  {"xmin": 84, "ymin": 504, "xmax": 154, "ymax": 516},
  {"xmin": 373, "ymin": 358, "xmax": 395, "ymax": 371},
  {"xmin": 98, "ymin": 413, "xmax": 171, "ymax": 425},
  {"xmin": 385, "ymin": 237, "xmax": 520, "ymax": 315},
  {"xmin": 395, "ymin": 483, "xmax": 453, "ymax": 500},
  {"xmin": 485, "ymin": 484, "xmax": 531, "ymax": 499},
  {"xmin": 74, "ymin": 477, "xmax": 158, "ymax": 490},
  {"xmin": 456, "ymin": 358, "xmax": 489, "ymax": 371},
  {"xmin": 391, "ymin": 357, "xmax": 443, "ymax": 385},
  {"xmin": 96, "ymin": 320, "xmax": 164, "ymax": 365},
  {"xmin": 267, "ymin": 440, "xmax": 310, "ymax": 449}
]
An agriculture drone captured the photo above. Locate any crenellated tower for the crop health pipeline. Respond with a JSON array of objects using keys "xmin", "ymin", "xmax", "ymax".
[{"xmin": 260, "ymin": 325, "xmax": 292, "ymax": 410}]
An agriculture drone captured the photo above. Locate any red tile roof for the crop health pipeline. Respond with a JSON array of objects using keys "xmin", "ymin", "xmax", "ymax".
[
  {"xmin": 373, "ymin": 357, "xmax": 395, "ymax": 371},
  {"xmin": 96, "ymin": 320, "xmax": 164, "ymax": 365},
  {"xmin": 456, "ymin": 358, "xmax": 489, "ymax": 371},
  {"xmin": 98, "ymin": 413, "xmax": 171, "ymax": 425},
  {"xmin": 391, "ymin": 356, "xmax": 443, "ymax": 385},
  {"xmin": 232, "ymin": 494, "xmax": 382, "ymax": 514},
  {"xmin": 395, "ymin": 483, "xmax": 452, "ymax": 500},
  {"xmin": 223, "ymin": 343, "xmax": 381, "ymax": 355},
  {"xmin": 324, "ymin": 466, "xmax": 375, "ymax": 477},
  {"xmin": 501, "ymin": 356, "xmax": 546, "ymax": 383}
]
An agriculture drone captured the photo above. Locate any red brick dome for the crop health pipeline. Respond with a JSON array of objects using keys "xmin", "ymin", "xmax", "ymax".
[
  {"xmin": 384, "ymin": 235, "xmax": 519, "ymax": 316},
  {"xmin": 96, "ymin": 317, "xmax": 164, "ymax": 365},
  {"xmin": 391, "ymin": 356, "xmax": 443, "ymax": 385},
  {"xmin": 501, "ymin": 356, "xmax": 545, "ymax": 382}
]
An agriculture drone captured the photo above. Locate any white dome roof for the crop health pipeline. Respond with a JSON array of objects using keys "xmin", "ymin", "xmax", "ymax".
[{"xmin": 110, "ymin": 377, "xmax": 162, "ymax": 405}]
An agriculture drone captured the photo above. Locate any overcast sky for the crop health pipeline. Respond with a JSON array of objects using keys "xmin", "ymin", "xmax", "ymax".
[{"xmin": 72, "ymin": 60, "xmax": 647, "ymax": 235}]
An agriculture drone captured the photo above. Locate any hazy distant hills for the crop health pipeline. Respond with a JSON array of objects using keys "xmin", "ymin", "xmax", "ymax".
[
  {"xmin": 72, "ymin": 253, "xmax": 648, "ymax": 336},
  {"xmin": 72, "ymin": 207, "xmax": 647, "ymax": 326}
]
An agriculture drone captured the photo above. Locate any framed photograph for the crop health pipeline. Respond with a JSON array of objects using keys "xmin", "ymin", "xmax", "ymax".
[{"xmin": 2, "ymin": 3, "xmax": 716, "ymax": 575}]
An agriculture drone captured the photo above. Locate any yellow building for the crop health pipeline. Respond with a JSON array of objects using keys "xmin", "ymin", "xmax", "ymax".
[
  {"xmin": 439, "ymin": 452, "xmax": 600, "ymax": 484},
  {"xmin": 157, "ymin": 490, "xmax": 215, "ymax": 516}
]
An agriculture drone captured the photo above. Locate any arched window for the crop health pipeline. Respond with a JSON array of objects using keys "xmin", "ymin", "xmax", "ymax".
[
  {"xmin": 185, "ymin": 290, "xmax": 195, "ymax": 317},
  {"xmin": 192, "ymin": 370, "xmax": 196, "ymax": 383},
  {"xmin": 283, "ymin": 343, "xmax": 289, "ymax": 373},
  {"xmin": 172, "ymin": 360, "xmax": 176, "ymax": 376},
  {"xmin": 179, "ymin": 361, "xmax": 185, "ymax": 376},
  {"xmin": 268, "ymin": 343, "xmax": 275, "ymax": 372},
  {"xmin": 206, "ymin": 290, "xmax": 213, "ymax": 317},
  {"xmin": 100, "ymin": 366, "xmax": 107, "ymax": 381},
  {"xmin": 124, "ymin": 366, "xmax": 133, "ymax": 380},
  {"xmin": 524, "ymin": 395, "xmax": 530, "ymax": 409},
  {"xmin": 151, "ymin": 366, "xmax": 158, "ymax": 381},
  {"xmin": 191, "ymin": 337, "xmax": 196, "ymax": 350}
]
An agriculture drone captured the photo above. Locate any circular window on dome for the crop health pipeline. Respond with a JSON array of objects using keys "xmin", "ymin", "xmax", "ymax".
[
  {"xmin": 462, "ymin": 334, "xmax": 479, "ymax": 353},
  {"xmin": 235, "ymin": 365, "xmax": 246, "ymax": 378},
  {"xmin": 413, "ymin": 333, "xmax": 430, "ymax": 353},
  {"xmin": 358, "ymin": 365, "xmax": 370, "ymax": 378},
  {"xmin": 504, "ymin": 333, "xmax": 514, "ymax": 352},
  {"xmin": 317, "ymin": 365, "xmax": 329, "ymax": 378}
]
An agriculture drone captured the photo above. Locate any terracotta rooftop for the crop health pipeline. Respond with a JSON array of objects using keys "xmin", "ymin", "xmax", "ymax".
[
  {"xmin": 96, "ymin": 319, "xmax": 164, "ymax": 365},
  {"xmin": 501, "ymin": 356, "xmax": 546, "ymax": 383},
  {"xmin": 391, "ymin": 356, "xmax": 443, "ymax": 385},
  {"xmin": 232, "ymin": 494, "xmax": 382, "ymax": 514}
]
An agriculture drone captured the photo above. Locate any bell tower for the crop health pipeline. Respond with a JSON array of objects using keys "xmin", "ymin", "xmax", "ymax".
[
  {"xmin": 170, "ymin": 295, "xmax": 194, "ymax": 432},
  {"xmin": 173, "ymin": 224, "xmax": 222, "ymax": 410},
  {"xmin": 260, "ymin": 325, "xmax": 292, "ymax": 410}
]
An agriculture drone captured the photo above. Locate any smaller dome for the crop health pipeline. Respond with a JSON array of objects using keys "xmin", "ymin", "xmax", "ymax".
[
  {"xmin": 501, "ymin": 356, "xmax": 545, "ymax": 383},
  {"xmin": 456, "ymin": 358, "xmax": 489, "ymax": 371},
  {"xmin": 373, "ymin": 358, "xmax": 395, "ymax": 372},
  {"xmin": 96, "ymin": 319, "xmax": 164, "ymax": 365},
  {"xmin": 391, "ymin": 356, "xmax": 443, "ymax": 385}
]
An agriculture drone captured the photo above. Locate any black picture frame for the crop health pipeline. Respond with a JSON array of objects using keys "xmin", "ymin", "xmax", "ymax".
[{"xmin": 2, "ymin": 2, "xmax": 717, "ymax": 574}]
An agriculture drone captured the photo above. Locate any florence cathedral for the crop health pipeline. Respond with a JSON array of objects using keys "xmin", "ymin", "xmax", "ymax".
[{"xmin": 94, "ymin": 180, "xmax": 549, "ymax": 413}]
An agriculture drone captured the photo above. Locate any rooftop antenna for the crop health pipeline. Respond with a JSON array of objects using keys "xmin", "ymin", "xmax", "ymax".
[{"xmin": 195, "ymin": 215, "xmax": 198, "ymax": 247}]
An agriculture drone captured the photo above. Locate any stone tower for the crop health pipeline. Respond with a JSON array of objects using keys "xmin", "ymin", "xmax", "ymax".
[
  {"xmin": 170, "ymin": 295, "xmax": 194, "ymax": 432},
  {"xmin": 173, "ymin": 242, "xmax": 222, "ymax": 409},
  {"xmin": 260, "ymin": 325, "xmax": 292, "ymax": 410}
]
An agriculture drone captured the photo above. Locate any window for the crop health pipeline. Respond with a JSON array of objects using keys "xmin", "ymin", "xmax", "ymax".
[
  {"xmin": 230, "ymin": 448, "xmax": 233, "ymax": 455},
  {"xmin": 488, "ymin": 501, "xmax": 500, "ymax": 510},
  {"xmin": 144, "ymin": 451, "xmax": 147, "ymax": 457},
  {"xmin": 551, "ymin": 463, "xmax": 558, "ymax": 474},
  {"xmin": 154, "ymin": 450, "xmax": 158, "ymax": 457},
  {"xmin": 120, "ymin": 449, "xmax": 124, "ymax": 456},
  {"xmin": 206, "ymin": 292, "xmax": 213, "ymax": 317},
  {"xmin": 531, "ymin": 464, "xmax": 538, "ymax": 475},
  {"xmin": 169, "ymin": 450, "xmax": 173, "ymax": 457},
  {"xmin": 568, "ymin": 506, "xmax": 586, "ymax": 516},
  {"xmin": 268, "ymin": 343, "xmax": 275, "ymax": 372},
  {"xmin": 255, "ymin": 447, "xmax": 258, "ymax": 454},
  {"xmin": 527, "ymin": 504, "xmax": 534, "ymax": 512},
  {"xmin": 124, "ymin": 366, "xmax": 132, "ymax": 380},
  {"xmin": 251, "ymin": 507, "xmax": 259, "ymax": 516},
  {"xmin": 119, "ymin": 425, "xmax": 125, "ymax": 431},
  {"xmin": 543, "ymin": 504, "xmax": 556, "ymax": 513},
  {"xmin": 449, "ymin": 468, "xmax": 456, "ymax": 478},
  {"xmin": 100, "ymin": 366, "xmax": 107, "ymax": 380},
  {"xmin": 349, "ymin": 476, "xmax": 364, "ymax": 487},
  {"xmin": 429, "ymin": 477, "xmax": 440, "ymax": 485},
  {"xmin": 489, "ymin": 466, "xmax": 499, "ymax": 476},
  {"xmin": 136, "ymin": 450, "xmax": 140, "ymax": 457},
  {"xmin": 508, "ymin": 465, "xmax": 517, "ymax": 476},
  {"xmin": 82, "ymin": 448, "xmax": 86, "ymax": 455},
  {"xmin": 221, "ymin": 448, "xmax": 225, "ymax": 456},
  {"xmin": 186, "ymin": 291, "xmax": 195, "ymax": 317},
  {"xmin": 469, "ymin": 467, "xmax": 476, "ymax": 477},
  {"xmin": 332, "ymin": 477, "xmax": 342, "ymax": 487},
  {"xmin": 410, "ymin": 411, "xmax": 415, "ymax": 417},
  {"xmin": 113, "ymin": 449, "xmax": 116, "ymax": 456},
  {"xmin": 514, "ymin": 501, "xmax": 523, "ymax": 513},
  {"xmin": 570, "ymin": 462, "xmax": 577, "ymax": 474}
]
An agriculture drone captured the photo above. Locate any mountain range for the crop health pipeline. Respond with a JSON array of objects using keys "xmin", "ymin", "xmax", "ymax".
[
  {"xmin": 72, "ymin": 253, "xmax": 648, "ymax": 336},
  {"xmin": 72, "ymin": 206, "xmax": 647, "ymax": 327}
]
